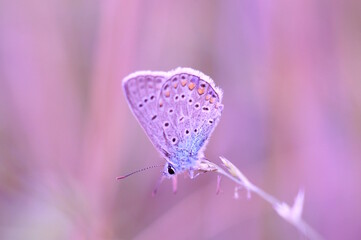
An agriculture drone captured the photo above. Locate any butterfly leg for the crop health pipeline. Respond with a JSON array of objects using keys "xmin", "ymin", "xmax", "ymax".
[
  {"xmin": 187, "ymin": 169, "xmax": 207, "ymax": 179},
  {"xmin": 152, "ymin": 175, "xmax": 165, "ymax": 197},
  {"xmin": 172, "ymin": 175, "xmax": 178, "ymax": 194},
  {"xmin": 216, "ymin": 175, "xmax": 222, "ymax": 195}
]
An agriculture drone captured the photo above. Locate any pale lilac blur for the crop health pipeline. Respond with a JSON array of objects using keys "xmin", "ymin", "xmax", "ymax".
[{"xmin": 1, "ymin": 1, "xmax": 360, "ymax": 239}]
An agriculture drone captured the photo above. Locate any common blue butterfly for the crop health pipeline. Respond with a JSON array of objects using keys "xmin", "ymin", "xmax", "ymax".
[{"xmin": 122, "ymin": 68, "xmax": 223, "ymax": 186}]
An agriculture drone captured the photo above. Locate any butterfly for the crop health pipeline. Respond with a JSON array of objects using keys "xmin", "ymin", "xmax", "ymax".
[{"xmin": 122, "ymin": 67, "xmax": 224, "ymax": 189}]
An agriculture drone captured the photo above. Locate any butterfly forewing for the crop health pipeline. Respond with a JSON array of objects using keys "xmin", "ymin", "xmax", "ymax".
[{"xmin": 123, "ymin": 72, "xmax": 170, "ymax": 157}]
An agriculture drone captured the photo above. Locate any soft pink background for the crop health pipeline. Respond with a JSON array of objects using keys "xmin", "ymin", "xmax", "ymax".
[{"xmin": 1, "ymin": 1, "xmax": 360, "ymax": 239}]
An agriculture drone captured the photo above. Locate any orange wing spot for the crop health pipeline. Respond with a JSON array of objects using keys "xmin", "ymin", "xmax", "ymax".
[
  {"xmin": 205, "ymin": 94, "xmax": 211, "ymax": 100},
  {"xmin": 159, "ymin": 99, "xmax": 163, "ymax": 107},
  {"xmin": 197, "ymin": 88, "xmax": 205, "ymax": 95},
  {"xmin": 173, "ymin": 82, "xmax": 178, "ymax": 88},
  {"xmin": 210, "ymin": 97, "xmax": 216, "ymax": 104},
  {"xmin": 164, "ymin": 91, "xmax": 170, "ymax": 97},
  {"xmin": 188, "ymin": 82, "xmax": 196, "ymax": 90},
  {"xmin": 181, "ymin": 79, "xmax": 187, "ymax": 86}
]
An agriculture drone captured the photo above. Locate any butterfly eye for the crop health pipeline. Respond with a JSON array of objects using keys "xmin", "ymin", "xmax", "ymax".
[{"xmin": 167, "ymin": 165, "xmax": 175, "ymax": 175}]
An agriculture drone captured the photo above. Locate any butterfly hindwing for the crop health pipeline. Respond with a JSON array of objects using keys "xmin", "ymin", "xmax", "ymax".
[{"xmin": 157, "ymin": 69, "xmax": 223, "ymax": 157}]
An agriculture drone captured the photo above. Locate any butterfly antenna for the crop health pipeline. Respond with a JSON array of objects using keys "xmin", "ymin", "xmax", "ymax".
[{"xmin": 116, "ymin": 164, "xmax": 163, "ymax": 180}]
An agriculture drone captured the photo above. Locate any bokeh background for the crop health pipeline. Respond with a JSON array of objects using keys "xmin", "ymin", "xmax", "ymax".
[{"xmin": 1, "ymin": 0, "xmax": 361, "ymax": 239}]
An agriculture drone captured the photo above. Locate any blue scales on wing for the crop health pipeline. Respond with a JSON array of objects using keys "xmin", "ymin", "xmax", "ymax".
[{"xmin": 157, "ymin": 71, "xmax": 224, "ymax": 163}]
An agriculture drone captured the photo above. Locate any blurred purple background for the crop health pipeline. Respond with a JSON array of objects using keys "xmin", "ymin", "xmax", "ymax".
[{"xmin": 1, "ymin": 0, "xmax": 361, "ymax": 239}]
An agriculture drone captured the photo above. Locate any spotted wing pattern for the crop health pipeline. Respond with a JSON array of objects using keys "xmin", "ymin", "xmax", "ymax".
[
  {"xmin": 156, "ymin": 69, "xmax": 223, "ymax": 158},
  {"xmin": 123, "ymin": 72, "xmax": 169, "ymax": 157},
  {"xmin": 123, "ymin": 68, "xmax": 223, "ymax": 160}
]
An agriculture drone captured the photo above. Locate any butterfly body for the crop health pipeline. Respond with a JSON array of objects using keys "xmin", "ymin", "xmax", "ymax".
[{"xmin": 122, "ymin": 67, "xmax": 223, "ymax": 178}]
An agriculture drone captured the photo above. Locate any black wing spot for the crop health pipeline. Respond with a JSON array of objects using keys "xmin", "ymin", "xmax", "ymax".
[
  {"xmin": 195, "ymin": 103, "xmax": 200, "ymax": 109},
  {"xmin": 171, "ymin": 137, "xmax": 177, "ymax": 144},
  {"xmin": 151, "ymin": 115, "xmax": 157, "ymax": 120},
  {"xmin": 164, "ymin": 122, "xmax": 169, "ymax": 127},
  {"xmin": 150, "ymin": 95, "xmax": 155, "ymax": 100},
  {"xmin": 209, "ymin": 119, "xmax": 213, "ymax": 124},
  {"xmin": 185, "ymin": 129, "xmax": 189, "ymax": 135},
  {"xmin": 202, "ymin": 107, "xmax": 209, "ymax": 111},
  {"xmin": 181, "ymin": 94, "xmax": 185, "ymax": 99},
  {"xmin": 169, "ymin": 109, "xmax": 174, "ymax": 114},
  {"xmin": 194, "ymin": 128, "xmax": 198, "ymax": 133},
  {"xmin": 138, "ymin": 103, "xmax": 143, "ymax": 108},
  {"xmin": 144, "ymin": 98, "xmax": 148, "ymax": 103}
]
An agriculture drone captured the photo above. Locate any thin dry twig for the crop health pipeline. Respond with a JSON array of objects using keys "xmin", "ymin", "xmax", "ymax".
[{"xmin": 196, "ymin": 157, "xmax": 323, "ymax": 240}]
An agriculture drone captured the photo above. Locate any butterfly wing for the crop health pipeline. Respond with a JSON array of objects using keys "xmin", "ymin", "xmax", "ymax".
[
  {"xmin": 123, "ymin": 68, "xmax": 223, "ymax": 161},
  {"xmin": 122, "ymin": 71, "xmax": 171, "ymax": 158},
  {"xmin": 157, "ymin": 68, "xmax": 224, "ymax": 158}
]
